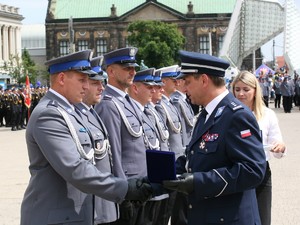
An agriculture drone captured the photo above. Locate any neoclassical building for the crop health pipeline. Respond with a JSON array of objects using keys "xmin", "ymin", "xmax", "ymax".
[
  {"xmin": 0, "ymin": 4, "xmax": 23, "ymax": 62},
  {"xmin": 45, "ymin": 0, "xmax": 235, "ymax": 61},
  {"xmin": 0, "ymin": 3, "xmax": 23, "ymax": 87}
]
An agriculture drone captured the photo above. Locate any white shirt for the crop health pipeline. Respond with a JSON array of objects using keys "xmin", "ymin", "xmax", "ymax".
[{"xmin": 258, "ymin": 107, "xmax": 285, "ymax": 160}]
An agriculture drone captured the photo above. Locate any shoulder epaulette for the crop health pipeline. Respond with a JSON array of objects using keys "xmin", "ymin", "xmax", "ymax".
[
  {"xmin": 103, "ymin": 94, "xmax": 113, "ymax": 100},
  {"xmin": 47, "ymin": 100, "xmax": 58, "ymax": 107},
  {"xmin": 229, "ymin": 100, "xmax": 243, "ymax": 111},
  {"xmin": 171, "ymin": 96, "xmax": 180, "ymax": 103}
]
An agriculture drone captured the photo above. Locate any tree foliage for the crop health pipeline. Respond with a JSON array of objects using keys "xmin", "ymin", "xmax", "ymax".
[
  {"xmin": 1, "ymin": 48, "xmax": 39, "ymax": 85},
  {"xmin": 127, "ymin": 20, "xmax": 185, "ymax": 69}
]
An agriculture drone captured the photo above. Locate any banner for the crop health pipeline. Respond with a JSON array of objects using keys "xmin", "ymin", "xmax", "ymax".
[{"xmin": 25, "ymin": 75, "xmax": 31, "ymax": 108}]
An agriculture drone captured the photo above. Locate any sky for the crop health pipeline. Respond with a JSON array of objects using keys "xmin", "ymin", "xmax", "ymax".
[{"xmin": 1, "ymin": 0, "xmax": 300, "ymax": 62}]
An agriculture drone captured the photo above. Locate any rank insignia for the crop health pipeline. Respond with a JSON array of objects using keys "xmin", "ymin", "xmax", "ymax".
[{"xmin": 199, "ymin": 140, "xmax": 205, "ymax": 149}]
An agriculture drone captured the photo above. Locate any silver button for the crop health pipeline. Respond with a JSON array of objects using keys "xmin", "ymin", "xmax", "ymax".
[
  {"xmin": 205, "ymin": 149, "xmax": 208, "ymax": 152},
  {"xmin": 220, "ymin": 218, "xmax": 224, "ymax": 222},
  {"xmin": 191, "ymin": 150, "xmax": 194, "ymax": 155},
  {"xmin": 188, "ymin": 204, "xmax": 192, "ymax": 209},
  {"xmin": 188, "ymin": 168, "xmax": 192, "ymax": 172}
]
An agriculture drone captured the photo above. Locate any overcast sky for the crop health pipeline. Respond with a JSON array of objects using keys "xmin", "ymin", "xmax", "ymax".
[{"xmin": 1, "ymin": 0, "xmax": 300, "ymax": 61}]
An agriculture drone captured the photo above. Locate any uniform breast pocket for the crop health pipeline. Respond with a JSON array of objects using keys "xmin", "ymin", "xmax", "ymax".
[
  {"xmin": 196, "ymin": 141, "xmax": 218, "ymax": 155},
  {"xmin": 77, "ymin": 130, "xmax": 92, "ymax": 148},
  {"xmin": 125, "ymin": 113, "xmax": 140, "ymax": 130}
]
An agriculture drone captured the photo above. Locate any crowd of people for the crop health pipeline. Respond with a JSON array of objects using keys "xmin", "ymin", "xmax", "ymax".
[
  {"xmin": 0, "ymin": 86, "xmax": 47, "ymax": 130},
  {"xmin": 1, "ymin": 47, "xmax": 289, "ymax": 225}
]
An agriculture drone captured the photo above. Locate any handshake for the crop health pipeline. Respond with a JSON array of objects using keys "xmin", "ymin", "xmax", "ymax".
[
  {"xmin": 124, "ymin": 173, "xmax": 195, "ymax": 202},
  {"xmin": 124, "ymin": 177, "xmax": 153, "ymax": 202}
]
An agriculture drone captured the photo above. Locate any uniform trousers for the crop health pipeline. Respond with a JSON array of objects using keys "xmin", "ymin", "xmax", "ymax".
[
  {"xmin": 171, "ymin": 192, "xmax": 188, "ymax": 225},
  {"xmin": 256, "ymin": 161, "xmax": 272, "ymax": 225},
  {"xmin": 274, "ymin": 94, "xmax": 281, "ymax": 108},
  {"xmin": 111, "ymin": 201, "xmax": 146, "ymax": 225}
]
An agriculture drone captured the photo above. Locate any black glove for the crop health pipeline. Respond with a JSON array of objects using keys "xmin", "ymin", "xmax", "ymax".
[
  {"xmin": 119, "ymin": 200, "xmax": 133, "ymax": 220},
  {"xmin": 163, "ymin": 173, "xmax": 194, "ymax": 195},
  {"xmin": 125, "ymin": 177, "xmax": 153, "ymax": 202}
]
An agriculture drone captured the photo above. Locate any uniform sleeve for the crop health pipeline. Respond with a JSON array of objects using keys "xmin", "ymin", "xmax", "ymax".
[
  {"xmin": 193, "ymin": 110, "xmax": 266, "ymax": 199},
  {"xmin": 32, "ymin": 106, "xmax": 127, "ymax": 203},
  {"xmin": 95, "ymin": 100, "xmax": 125, "ymax": 179}
]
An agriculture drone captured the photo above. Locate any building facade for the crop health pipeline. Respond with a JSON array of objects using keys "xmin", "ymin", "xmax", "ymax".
[
  {"xmin": 0, "ymin": 3, "xmax": 23, "ymax": 88},
  {"xmin": 45, "ymin": 0, "xmax": 235, "ymax": 62}
]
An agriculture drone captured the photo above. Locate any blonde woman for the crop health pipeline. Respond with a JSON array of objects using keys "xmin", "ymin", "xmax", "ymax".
[{"xmin": 232, "ymin": 70, "xmax": 286, "ymax": 225}]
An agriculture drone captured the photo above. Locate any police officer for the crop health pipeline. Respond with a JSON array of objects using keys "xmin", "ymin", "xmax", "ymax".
[
  {"xmin": 75, "ymin": 56, "xmax": 121, "ymax": 225},
  {"xmin": 163, "ymin": 51, "xmax": 266, "ymax": 225},
  {"xmin": 10, "ymin": 87, "xmax": 22, "ymax": 131},
  {"xmin": 95, "ymin": 47, "xmax": 150, "ymax": 225},
  {"xmin": 0, "ymin": 88, "xmax": 4, "ymax": 127},
  {"xmin": 20, "ymin": 50, "xmax": 152, "ymax": 225},
  {"xmin": 128, "ymin": 68, "xmax": 170, "ymax": 225},
  {"xmin": 145, "ymin": 70, "xmax": 170, "ymax": 152},
  {"xmin": 156, "ymin": 65, "xmax": 184, "ymax": 159}
]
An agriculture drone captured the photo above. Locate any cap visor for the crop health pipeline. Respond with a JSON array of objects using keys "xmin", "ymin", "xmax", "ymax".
[
  {"xmin": 176, "ymin": 73, "xmax": 186, "ymax": 79},
  {"xmin": 78, "ymin": 69, "xmax": 98, "ymax": 75},
  {"xmin": 89, "ymin": 74, "xmax": 106, "ymax": 81},
  {"xmin": 121, "ymin": 62, "xmax": 139, "ymax": 67}
]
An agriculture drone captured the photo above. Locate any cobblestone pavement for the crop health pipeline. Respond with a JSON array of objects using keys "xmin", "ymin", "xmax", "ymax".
[{"xmin": 0, "ymin": 104, "xmax": 299, "ymax": 225}]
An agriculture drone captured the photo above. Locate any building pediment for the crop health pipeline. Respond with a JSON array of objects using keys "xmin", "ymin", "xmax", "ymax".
[{"xmin": 120, "ymin": 2, "xmax": 184, "ymax": 22}]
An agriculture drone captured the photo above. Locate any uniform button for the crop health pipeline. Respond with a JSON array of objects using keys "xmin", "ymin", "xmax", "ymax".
[
  {"xmin": 191, "ymin": 150, "xmax": 194, "ymax": 155},
  {"xmin": 220, "ymin": 218, "xmax": 224, "ymax": 222},
  {"xmin": 188, "ymin": 204, "xmax": 192, "ymax": 209},
  {"xmin": 188, "ymin": 168, "xmax": 192, "ymax": 172},
  {"xmin": 205, "ymin": 149, "xmax": 208, "ymax": 152}
]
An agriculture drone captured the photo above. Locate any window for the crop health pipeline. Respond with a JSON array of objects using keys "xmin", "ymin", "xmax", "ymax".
[
  {"xmin": 78, "ymin": 40, "xmax": 89, "ymax": 51},
  {"xmin": 199, "ymin": 35, "xmax": 210, "ymax": 54},
  {"xmin": 96, "ymin": 39, "xmax": 107, "ymax": 56},
  {"xmin": 218, "ymin": 35, "xmax": 224, "ymax": 54},
  {"xmin": 59, "ymin": 41, "xmax": 69, "ymax": 56}
]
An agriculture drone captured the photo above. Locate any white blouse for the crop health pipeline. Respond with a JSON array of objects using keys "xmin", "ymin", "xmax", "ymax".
[{"xmin": 257, "ymin": 107, "xmax": 286, "ymax": 161}]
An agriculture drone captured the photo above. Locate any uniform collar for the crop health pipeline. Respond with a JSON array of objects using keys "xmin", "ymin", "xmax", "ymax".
[{"xmin": 205, "ymin": 89, "xmax": 229, "ymax": 119}]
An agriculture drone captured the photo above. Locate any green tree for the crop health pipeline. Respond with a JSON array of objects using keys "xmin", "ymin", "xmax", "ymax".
[
  {"xmin": 22, "ymin": 48, "xmax": 39, "ymax": 83},
  {"xmin": 1, "ymin": 49, "xmax": 40, "ymax": 85},
  {"xmin": 127, "ymin": 20, "xmax": 185, "ymax": 69},
  {"xmin": 2, "ymin": 54, "xmax": 23, "ymax": 85}
]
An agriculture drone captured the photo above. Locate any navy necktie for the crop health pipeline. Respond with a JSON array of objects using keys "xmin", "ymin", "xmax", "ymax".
[{"xmin": 194, "ymin": 108, "xmax": 207, "ymax": 134}]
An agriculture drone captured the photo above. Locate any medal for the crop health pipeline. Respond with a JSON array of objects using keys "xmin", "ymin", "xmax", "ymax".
[{"xmin": 199, "ymin": 140, "xmax": 205, "ymax": 149}]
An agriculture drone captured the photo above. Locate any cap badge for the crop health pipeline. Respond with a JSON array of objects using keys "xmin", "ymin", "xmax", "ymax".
[{"xmin": 129, "ymin": 48, "xmax": 136, "ymax": 57}]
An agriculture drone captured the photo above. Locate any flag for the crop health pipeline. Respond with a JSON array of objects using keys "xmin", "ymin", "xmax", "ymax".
[
  {"xmin": 25, "ymin": 75, "xmax": 31, "ymax": 108},
  {"xmin": 240, "ymin": 129, "xmax": 251, "ymax": 138}
]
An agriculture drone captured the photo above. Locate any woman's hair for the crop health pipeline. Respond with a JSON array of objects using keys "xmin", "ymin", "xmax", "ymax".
[{"xmin": 231, "ymin": 70, "xmax": 265, "ymax": 120}]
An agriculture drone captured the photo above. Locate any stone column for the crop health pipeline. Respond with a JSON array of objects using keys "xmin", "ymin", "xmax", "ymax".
[
  {"xmin": 15, "ymin": 26, "xmax": 22, "ymax": 57},
  {"xmin": 10, "ymin": 26, "xmax": 16, "ymax": 56},
  {"xmin": 3, "ymin": 25, "xmax": 9, "ymax": 61},
  {"xmin": 0, "ymin": 25, "xmax": 3, "ymax": 61}
]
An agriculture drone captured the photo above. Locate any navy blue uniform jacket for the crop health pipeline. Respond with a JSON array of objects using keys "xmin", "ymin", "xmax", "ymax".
[{"xmin": 185, "ymin": 92, "xmax": 266, "ymax": 225}]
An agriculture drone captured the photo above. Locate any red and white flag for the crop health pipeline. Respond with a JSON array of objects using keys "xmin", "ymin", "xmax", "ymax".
[
  {"xmin": 240, "ymin": 129, "xmax": 251, "ymax": 138},
  {"xmin": 25, "ymin": 75, "xmax": 31, "ymax": 108}
]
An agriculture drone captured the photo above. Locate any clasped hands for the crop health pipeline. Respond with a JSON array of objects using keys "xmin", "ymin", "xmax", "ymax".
[
  {"xmin": 124, "ymin": 177, "xmax": 153, "ymax": 202},
  {"xmin": 162, "ymin": 173, "xmax": 194, "ymax": 195}
]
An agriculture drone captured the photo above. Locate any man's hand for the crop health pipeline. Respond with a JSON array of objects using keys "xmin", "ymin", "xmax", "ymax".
[
  {"xmin": 163, "ymin": 173, "xmax": 194, "ymax": 195},
  {"xmin": 125, "ymin": 177, "xmax": 153, "ymax": 202}
]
